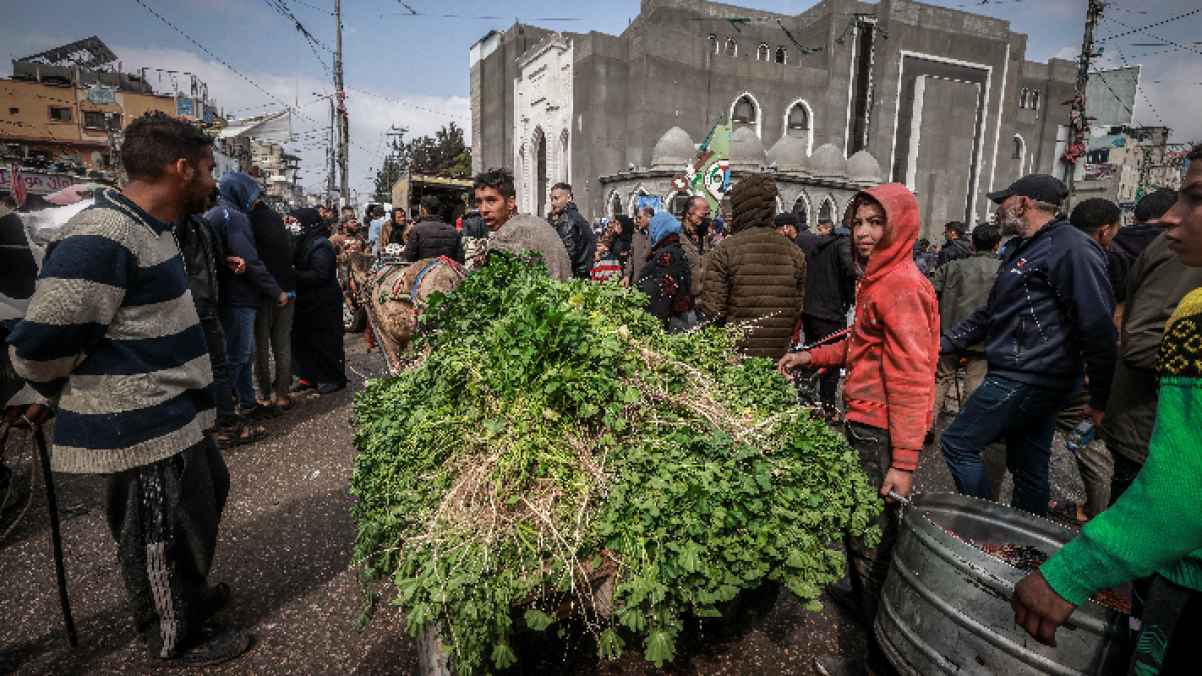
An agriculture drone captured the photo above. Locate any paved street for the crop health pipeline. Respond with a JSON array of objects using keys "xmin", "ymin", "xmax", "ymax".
[{"xmin": 0, "ymin": 336, "xmax": 1086, "ymax": 675}]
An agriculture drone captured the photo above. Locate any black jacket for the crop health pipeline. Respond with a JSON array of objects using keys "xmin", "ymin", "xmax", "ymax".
[
  {"xmin": 0, "ymin": 210, "xmax": 37, "ymax": 317},
  {"xmin": 549, "ymin": 203, "xmax": 592, "ymax": 279},
  {"xmin": 249, "ymin": 203, "xmax": 296, "ymax": 292},
  {"xmin": 637, "ymin": 234, "xmax": 693, "ymax": 327},
  {"xmin": 936, "ymin": 238, "xmax": 973, "ymax": 268},
  {"xmin": 803, "ymin": 232, "xmax": 857, "ymax": 322},
  {"xmin": 293, "ymin": 231, "xmax": 342, "ymax": 328},
  {"xmin": 176, "ymin": 215, "xmax": 224, "ymax": 317},
  {"xmin": 204, "ymin": 203, "xmax": 283, "ymax": 308},
  {"xmin": 1108, "ymin": 222, "xmax": 1161, "ymax": 304},
  {"xmin": 943, "ymin": 218, "xmax": 1118, "ymax": 408},
  {"xmin": 795, "ymin": 229, "xmax": 819, "ymax": 257},
  {"xmin": 403, "ymin": 217, "xmax": 462, "ymax": 263}
]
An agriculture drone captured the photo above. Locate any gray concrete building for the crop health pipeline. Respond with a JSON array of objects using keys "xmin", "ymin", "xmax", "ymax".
[{"xmin": 469, "ymin": 0, "xmax": 1077, "ymax": 238}]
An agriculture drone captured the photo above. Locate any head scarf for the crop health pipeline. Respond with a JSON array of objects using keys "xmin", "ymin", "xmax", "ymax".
[
  {"xmin": 649, "ymin": 211, "xmax": 682, "ymax": 247},
  {"xmin": 291, "ymin": 207, "xmax": 325, "ymax": 236}
]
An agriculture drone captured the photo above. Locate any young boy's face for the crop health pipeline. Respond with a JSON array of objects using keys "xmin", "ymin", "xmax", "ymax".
[{"xmin": 1163, "ymin": 157, "xmax": 1202, "ymax": 267}]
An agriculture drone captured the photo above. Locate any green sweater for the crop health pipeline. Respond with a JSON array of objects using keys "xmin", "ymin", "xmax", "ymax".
[{"xmin": 1041, "ymin": 287, "xmax": 1202, "ymax": 606}]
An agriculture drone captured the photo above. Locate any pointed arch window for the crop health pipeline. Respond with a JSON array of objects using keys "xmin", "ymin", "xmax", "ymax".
[
  {"xmin": 756, "ymin": 43, "xmax": 769, "ymax": 62},
  {"xmin": 1030, "ymin": 90, "xmax": 1040, "ymax": 112},
  {"xmin": 708, "ymin": 34, "xmax": 719, "ymax": 55},
  {"xmin": 787, "ymin": 103, "xmax": 809, "ymax": 132},
  {"xmin": 725, "ymin": 38, "xmax": 738, "ymax": 58},
  {"xmin": 775, "ymin": 47, "xmax": 787, "ymax": 64},
  {"xmin": 732, "ymin": 95, "xmax": 757, "ymax": 124},
  {"xmin": 792, "ymin": 195, "xmax": 809, "ymax": 228},
  {"xmin": 818, "ymin": 198, "xmax": 835, "ymax": 224}
]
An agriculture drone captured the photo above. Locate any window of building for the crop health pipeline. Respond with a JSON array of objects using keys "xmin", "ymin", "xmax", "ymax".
[
  {"xmin": 7, "ymin": 107, "xmax": 17, "ymax": 115},
  {"xmin": 786, "ymin": 103, "xmax": 810, "ymax": 132},
  {"xmin": 1030, "ymin": 91, "xmax": 1040, "ymax": 112},
  {"xmin": 83, "ymin": 111, "xmax": 108, "ymax": 130},
  {"xmin": 708, "ymin": 34, "xmax": 718, "ymax": 55},
  {"xmin": 818, "ymin": 198, "xmax": 835, "ymax": 224},
  {"xmin": 670, "ymin": 192, "xmax": 691, "ymax": 218},
  {"xmin": 775, "ymin": 47, "xmax": 787, "ymax": 64},
  {"xmin": 757, "ymin": 43, "xmax": 769, "ymax": 62},
  {"xmin": 49, "ymin": 106, "xmax": 72, "ymax": 122},
  {"xmin": 732, "ymin": 95, "xmax": 757, "ymax": 124},
  {"xmin": 725, "ymin": 38, "xmax": 738, "ymax": 58},
  {"xmin": 1012, "ymin": 137, "xmax": 1023, "ymax": 159},
  {"xmin": 792, "ymin": 195, "xmax": 809, "ymax": 227}
]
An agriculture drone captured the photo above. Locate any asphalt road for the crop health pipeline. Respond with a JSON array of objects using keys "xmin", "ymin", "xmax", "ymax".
[{"xmin": 0, "ymin": 336, "xmax": 1087, "ymax": 675}]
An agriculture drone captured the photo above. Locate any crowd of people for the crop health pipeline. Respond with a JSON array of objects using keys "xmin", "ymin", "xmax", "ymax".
[{"xmin": 1, "ymin": 107, "xmax": 1200, "ymax": 673}]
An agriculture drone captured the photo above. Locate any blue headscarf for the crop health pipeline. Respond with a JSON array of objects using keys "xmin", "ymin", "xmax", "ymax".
[{"xmin": 649, "ymin": 211, "xmax": 682, "ymax": 247}]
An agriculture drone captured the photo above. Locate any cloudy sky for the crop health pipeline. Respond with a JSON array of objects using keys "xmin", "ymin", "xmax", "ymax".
[{"xmin": 7, "ymin": 0, "xmax": 1200, "ymax": 200}]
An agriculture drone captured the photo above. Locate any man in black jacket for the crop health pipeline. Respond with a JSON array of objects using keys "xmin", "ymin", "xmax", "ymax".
[
  {"xmin": 403, "ymin": 195, "xmax": 462, "ymax": 262},
  {"xmin": 940, "ymin": 175, "xmax": 1118, "ymax": 516},
  {"xmin": 1110, "ymin": 188, "xmax": 1177, "ymax": 307},
  {"xmin": 936, "ymin": 221, "xmax": 972, "ymax": 268},
  {"xmin": 801, "ymin": 222, "xmax": 857, "ymax": 414},
  {"xmin": 548, "ymin": 182, "xmax": 593, "ymax": 279},
  {"xmin": 249, "ymin": 201, "xmax": 296, "ymax": 410}
]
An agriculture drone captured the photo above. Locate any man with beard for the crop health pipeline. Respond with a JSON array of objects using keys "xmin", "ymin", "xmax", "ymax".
[
  {"xmin": 940, "ymin": 175, "xmax": 1117, "ymax": 517},
  {"xmin": 7, "ymin": 112, "xmax": 250, "ymax": 664}
]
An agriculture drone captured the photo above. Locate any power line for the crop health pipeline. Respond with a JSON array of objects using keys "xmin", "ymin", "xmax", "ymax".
[
  {"xmin": 1096, "ymin": 7, "xmax": 1202, "ymax": 45},
  {"xmin": 1112, "ymin": 46, "xmax": 1167, "ymax": 128},
  {"xmin": 345, "ymin": 86, "xmax": 469, "ymax": 122}
]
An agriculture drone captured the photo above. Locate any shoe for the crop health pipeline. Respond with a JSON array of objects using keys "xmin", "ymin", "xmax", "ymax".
[
  {"xmin": 289, "ymin": 379, "xmax": 316, "ymax": 394},
  {"xmin": 825, "ymin": 579, "xmax": 867, "ymax": 628},
  {"xmin": 166, "ymin": 623, "xmax": 253, "ymax": 667},
  {"xmin": 200, "ymin": 582, "xmax": 231, "ymax": 620},
  {"xmin": 316, "ymin": 381, "xmax": 346, "ymax": 395}
]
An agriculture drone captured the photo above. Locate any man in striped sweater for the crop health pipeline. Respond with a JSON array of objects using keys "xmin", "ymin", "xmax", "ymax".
[{"xmin": 7, "ymin": 112, "xmax": 251, "ymax": 665}]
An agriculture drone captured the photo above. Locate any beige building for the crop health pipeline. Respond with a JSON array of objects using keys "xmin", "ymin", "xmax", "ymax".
[{"xmin": 1, "ymin": 37, "xmax": 215, "ymax": 174}]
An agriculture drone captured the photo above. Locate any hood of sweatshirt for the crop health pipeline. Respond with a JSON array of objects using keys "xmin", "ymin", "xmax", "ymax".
[
  {"xmin": 217, "ymin": 172, "xmax": 262, "ymax": 212},
  {"xmin": 856, "ymin": 183, "xmax": 921, "ymax": 285}
]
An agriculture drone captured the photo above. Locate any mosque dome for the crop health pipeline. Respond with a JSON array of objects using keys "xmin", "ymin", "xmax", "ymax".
[
  {"xmin": 846, "ymin": 150, "xmax": 883, "ymax": 185},
  {"xmin": 809, "ymin": 143, "xmax": 847, "ymax": 179},
  {"xmin": 651, "ymin": 126, "xmax": 695, "ymax": 170},
  {"xmin": 730, "ymin": 125, "xmax": 767, "ymax": 171},
  {"xmin": 767, "ymin": 134, "xmax": 808, "ymax": 174}
]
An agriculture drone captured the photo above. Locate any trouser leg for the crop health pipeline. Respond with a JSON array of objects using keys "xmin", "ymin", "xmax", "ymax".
[
  {"xmin": 272, "ymin": 303, "xmax": 294, "ymax": 397},
  {"xmin": 253, "ymin": 300, "xmax": 274, "ymax": 399},
  {"xmin": 200, "ymin": 315, "xmax": 236, "ymax": 426},
  {"xmin": 940, "ymin": 374, "xmax": 1019, "ymax": 500},
  {"xmin": 1128, "ymin": 576, "xmax": 1202, "ymax": 675},
  {"xmin": 1004, "ymin": 384, "xmax": 1072, "ymax": 517},
  {"xmin": 932, "ymin": 355, "xmax": 958, "ymax": 421},
  {"xmin": 842, "ymin": 422, "xmax": 897, "ymax": 624},
  {"xmin": 105, "ymin": 437, "xmax": 230, "ymax": 657},
  {"xmin": 802, "ymin": 315, "xmax": 844, "ymax": 409}
]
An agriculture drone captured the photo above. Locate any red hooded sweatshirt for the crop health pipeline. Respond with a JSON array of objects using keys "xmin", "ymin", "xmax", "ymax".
[{"xmin": 808, "ymin": 184, "xmax": 939, "ymax": 470}]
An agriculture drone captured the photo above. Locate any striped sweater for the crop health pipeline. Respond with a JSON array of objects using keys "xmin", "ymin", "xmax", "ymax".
[{"xmin": 6, "ymin": 188, "xmax": 215, "ymax": 473}]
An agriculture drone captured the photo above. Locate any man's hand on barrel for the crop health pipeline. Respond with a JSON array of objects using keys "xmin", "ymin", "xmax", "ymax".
[
  {"xmin": 1011, "ymin": 571, "xmax": 1076, "ymax": 646},
  {"xmin": 880, "ymin": 467, "xmax": 913, "ymax": 502}
]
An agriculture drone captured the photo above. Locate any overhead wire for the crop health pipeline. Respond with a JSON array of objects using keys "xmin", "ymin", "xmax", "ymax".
[
  {"xmin": 1096, "ymin": 8, "xmax": 1202, "ymax": 49},
  {"xmin": 1112, "ymin": 45, "xmax": 1168, "ymax": 128}
]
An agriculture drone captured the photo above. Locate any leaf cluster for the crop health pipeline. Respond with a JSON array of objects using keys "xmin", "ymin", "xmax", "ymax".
[{"xmin": 351, "ymin": 253, "xmax": 880, "ymax": 674}]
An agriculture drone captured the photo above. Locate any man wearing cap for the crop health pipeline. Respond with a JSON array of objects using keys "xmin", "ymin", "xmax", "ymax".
[{"xmin": 940, "ymin": 175, "xmax": 1118, "ymax": 517}]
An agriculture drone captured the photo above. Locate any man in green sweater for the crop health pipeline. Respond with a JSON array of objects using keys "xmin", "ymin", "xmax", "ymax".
[{"xmin": 1012, "ymin": 145, "xmax": 1202, "ymax": 673}]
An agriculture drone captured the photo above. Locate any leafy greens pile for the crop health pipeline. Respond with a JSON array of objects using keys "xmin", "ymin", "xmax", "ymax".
[{"xmin": 352, "ymin": 253, "xmax": 881, "ymax": 674}]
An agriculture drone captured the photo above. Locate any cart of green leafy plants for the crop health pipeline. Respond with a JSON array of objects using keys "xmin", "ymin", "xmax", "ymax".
[{"xmin": 351, "ymin": 253, "xmax": 882, "ymax": 675}]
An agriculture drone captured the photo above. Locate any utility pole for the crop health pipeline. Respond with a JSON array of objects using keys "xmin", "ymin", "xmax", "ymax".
[
  {"xmin": 327, "ymin": 97, "xmax": 336, "ymax": 203},
  {"xmin": 1064, "ymin": 0, "xmax": 1104, "ymax": 209},
  {"xmin": 334, "ymin": 0, "xmax": 350, "ymax": 206}
]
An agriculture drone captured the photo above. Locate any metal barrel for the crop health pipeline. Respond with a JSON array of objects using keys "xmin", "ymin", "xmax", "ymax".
[{"xmin": 875, "ymin": 492, "xmax": 1128, "ymax": 675}]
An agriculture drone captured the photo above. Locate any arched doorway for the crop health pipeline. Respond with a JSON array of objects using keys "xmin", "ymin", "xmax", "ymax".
[
  {"xmin": 535, "ymin": 132, "xmax": 548, "ymax": 217},
  {"xmin": 792, "ymin": 194, "xmax": 810, "ymax": 229}
]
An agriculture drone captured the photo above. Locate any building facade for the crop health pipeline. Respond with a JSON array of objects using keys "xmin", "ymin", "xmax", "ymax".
[
  {"xmin": 470, "ymin": 0, "xmax": 1077, "ymax": 237},
  {"xmin": 1, "ymin": 37, "xmax": 217, "ymax": 177}
]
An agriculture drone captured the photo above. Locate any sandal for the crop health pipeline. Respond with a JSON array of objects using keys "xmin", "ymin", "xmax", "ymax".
[{"xmin": 1048, "ymin": 499, "xmax": 1087, "ymax": 526}]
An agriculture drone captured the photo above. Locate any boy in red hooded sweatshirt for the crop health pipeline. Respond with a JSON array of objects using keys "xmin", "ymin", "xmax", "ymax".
[{"xmin": 778, "ymin": 184, "xmax": 939, "ymax": 636}]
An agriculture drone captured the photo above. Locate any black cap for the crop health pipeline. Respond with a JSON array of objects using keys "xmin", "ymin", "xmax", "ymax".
[{"xmin": 987, "ymin": 174, "xmax": 1068, "ymax": 205}]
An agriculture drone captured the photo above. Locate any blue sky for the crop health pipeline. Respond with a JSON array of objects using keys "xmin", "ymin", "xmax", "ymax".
[{"xmin": 7, "ymin": 0, "xmax": 1201, "ymax": 199}]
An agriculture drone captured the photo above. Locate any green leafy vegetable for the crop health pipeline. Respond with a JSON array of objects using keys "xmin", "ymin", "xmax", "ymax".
[{"xmin": 351, "ymin": 252, "xmax": 880, "ymax": 674}]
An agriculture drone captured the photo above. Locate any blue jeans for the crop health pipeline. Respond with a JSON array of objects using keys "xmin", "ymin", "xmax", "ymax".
[
  {"xmin": 940, "ymin": 373, "xmax": 1075, "ymax": 516},
  {"xmin": 220, "ymin": 306, "xmax": 257, "ymax": 410}
]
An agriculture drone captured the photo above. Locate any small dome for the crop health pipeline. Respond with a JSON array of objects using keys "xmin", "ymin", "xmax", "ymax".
[
  {"xmin": 767, "ymin": 135, "xmax": 808, "ymax": 173},
  {"xmin": 651, "ymin": 127, "xmax": 695, "ymax": 169},
  {"xmin": 809, "ymin": 143, "xmax": 846, "ymax": 179},
  {"xmin": 730, "ymin": 125, "xmax": 767, "ymax": 171},
  {"xmin": 846, "ymin": 150, "xmax": 882, "ymax": 185}
]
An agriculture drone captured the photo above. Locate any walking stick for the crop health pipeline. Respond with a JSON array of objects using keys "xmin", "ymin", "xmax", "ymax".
[{"xmin": 30, "ymin": 421, "xmax": 78, "ymax": 647}]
